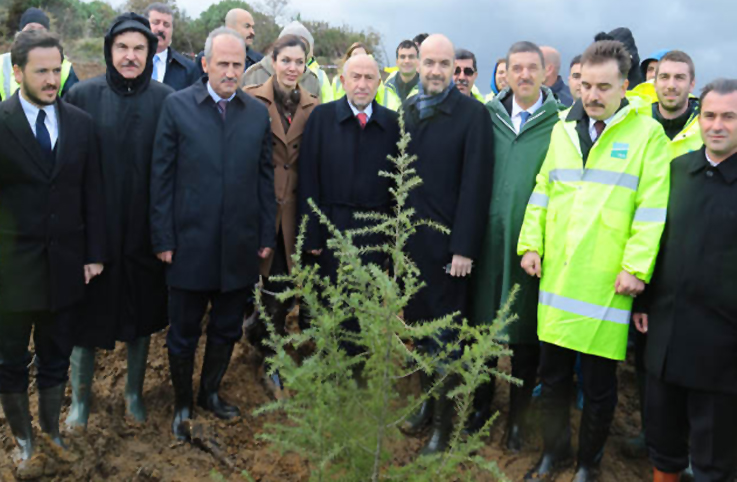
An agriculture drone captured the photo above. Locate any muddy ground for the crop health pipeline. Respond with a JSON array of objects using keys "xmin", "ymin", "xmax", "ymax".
[{"xmin": 0, "ymin": 320, "xmax": 652, "ymax": 482}]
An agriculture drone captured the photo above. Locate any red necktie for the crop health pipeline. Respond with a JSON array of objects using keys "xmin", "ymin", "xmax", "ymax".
[
  {"xmin": 357, "ymin": 113, "xmax": 368, "ymax": 129},
  {"xmin": 594, "ymin": 120, "xmax": 606, "ymax": 141}
]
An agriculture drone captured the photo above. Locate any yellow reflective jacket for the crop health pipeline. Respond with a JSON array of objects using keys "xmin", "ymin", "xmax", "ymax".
[
  {"xmin": 517, "ymin": 101, "xmax": 671, "ymax": 360},
  {"xmin": 471, "ymin": 85, "xmax": 484, "ymax": 102},
  {"xmin": 636, "ymin": 100, "xmax": 703, "ymax": 159},
  {"xmin": 0, "ymin": 52, "xmax": 73, "ymax": 100},
  {"xmin": 384, "ymin": 74, "xmax": 418, "ymax": 111},
  {"xmin": 308, "ymin": 59, "xmax": 334, "ymax": 104}
]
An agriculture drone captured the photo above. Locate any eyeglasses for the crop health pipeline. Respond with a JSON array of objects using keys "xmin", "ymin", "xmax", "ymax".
[{"xmin": 454, "ymin": 67, "xmax": 475, "ymax": 76}]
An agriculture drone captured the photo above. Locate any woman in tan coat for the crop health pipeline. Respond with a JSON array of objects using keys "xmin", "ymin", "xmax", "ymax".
[{"xmin": 244, "ymin": 34, "xmax": 318, "ymax": 396}]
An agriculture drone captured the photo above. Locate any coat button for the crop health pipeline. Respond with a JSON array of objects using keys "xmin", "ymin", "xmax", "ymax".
[
  {"xmin": 293, "ymin": 143, "xmax": 299, "ymax": 149},
  {"xmin": 706, "ymin": 170, "xmax": 714, "ymax": 177},
  {"xmin": 284, "ymin": 164, "xmax": 290, "ymax": 170}
]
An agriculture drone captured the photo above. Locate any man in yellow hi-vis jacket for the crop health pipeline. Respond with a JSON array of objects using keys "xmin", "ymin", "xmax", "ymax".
[{"xmin": 518, "ymin": 40, "xmax": 670, "ymax": 482}]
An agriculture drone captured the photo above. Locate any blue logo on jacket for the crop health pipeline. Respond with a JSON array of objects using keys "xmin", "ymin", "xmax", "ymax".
[{"xmin": 611, "ymin": 142, "xmax": 629, "ymax": 159}]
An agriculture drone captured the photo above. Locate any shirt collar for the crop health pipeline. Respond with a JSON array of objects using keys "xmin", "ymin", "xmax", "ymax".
[
  {"xmin": 511, "ymin": 91, "xmax": 543, "ymax": 119},
  {"xmin": 207, "ymin": 81, "xmax": 236, "ymax": 103},
  {"xmin": 18, "ymin": 91, "xmax": 56, "ymax": 122},
  {"xmin": 705, "ymin": 151, "xmax": 718, "ymax": 167},
  {"xmin": 155, "ymin": 48, "xmax": 168, "ymax": 64},
  {"xmin": 348, "ymin": 100, "xmax": 373, "ymax": 119},
  {"xmin": 589, "ymin": 111, "xmax": 617, "ymax": 130}
]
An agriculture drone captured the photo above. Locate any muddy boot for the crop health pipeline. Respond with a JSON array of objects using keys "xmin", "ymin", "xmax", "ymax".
[
  {"xmin": 419, "ymin": 375, "xmax": 456, "ymax": 456},
  {"xmin": 38, "ymin": 384, "xmax": 66, "ymax": 449},
  {"xmin": 125, "ymin": 336, "xmax": 150, "ymax": 422},
  {"xmin": 573, "ymin": 390, "xmax": 614, "ymax": 482},
  {"xmin": 524, "ymin": 379, "xmax": 573, "ymax": 481},
  {"xmin": 400, "ymin": 371, "xmax": 434, "ymax": 436},
  {"xmin": 622, "ymin": 371, "xmax": 647, "ymax": 458},
  {"xmin": 168, "ymin": 350, "xmax": 195, "ymax": 441},
  {"xmin": 0, "ymin": 392, "xmax": 34, "ymax": 461},
  {"xmin": 463, "ymin": 377, "xmax": 495, "ymax": 436},
  {"xmin": 196, "ymin": 341, "xmax": 240, "ymax": 420},
  {"xmin": 65, "ymin": 346, "xmax": 95, "ymax": 429}
]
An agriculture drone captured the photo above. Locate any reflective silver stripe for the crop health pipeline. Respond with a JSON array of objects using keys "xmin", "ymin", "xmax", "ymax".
[
  {"xmin": 633, "ymin": 207, "xmax": 667, "ymax": 223},
  {"xmin": 539, "ymin": 291, "xmax": 631, "ymax": 325},
  {"xmin": 548, "ymin": 168, "xmax": 639, "ymax": 191},
  {"xmin": 528, "ymin": 192, "xmax": 549, "ymax": 208},
  {"xmin": 549, "ymin": 168, "xmax": 583, "ymax": 183},
  {"xmin": 584, "ymin": 169, "xmax": 639, "ymax": 191},
  {"xmin": 1, "ymin": 54, "xmax": 12, "ymax": 100}
]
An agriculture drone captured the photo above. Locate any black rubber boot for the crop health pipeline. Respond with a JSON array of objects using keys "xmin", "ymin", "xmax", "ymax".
[
  {"xmin": 622, "ymin": 371, "xmax": 647, "ymax": 458},
  {"xmin": 196, "ymin": 341, "xmax": 241, "ymax": 419},
  {"xmin": 168, "ymin": 350, "xmax": 195, "ymax": 441},
  {"xmin": 419, "ymin": 376, "xmax": 456, "ymax": 456},
  {"xmin": 463, "ymin": 377, "xmax": 495, "ymax": 436},
  {"xmin": 65, "ymin": 346, "xmax": 95, "ymax": 429},
  {"xmin": 506, "ymin": 346, "xmax": 538, "ymax": 452},
  {"xmin": 400, "ymin": 371, "xmax": 434, "ymax": 436},
  {"xmin": 574, "ymin": 389, "xmax": 615, "ymax": 482},
  {"xmin": 524, "ymin": 377, "xmax": 573, "ymax": 481},
  {"xmin": 125, "ymin": 336, "xmax": 150, "ymax": 422},
  {"xmin": 0, "ymin": 392, "xmax": 34, "ymax": 461},
  {"xmin": 38, "ymin": 384, "xmax": 67, "ymax": 448}
]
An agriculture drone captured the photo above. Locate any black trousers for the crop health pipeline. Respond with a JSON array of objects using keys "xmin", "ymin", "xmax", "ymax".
[
  {"xmin": 646, "ymin": 375, "xmax": 737, "ymax": 481},
  {"xmin": 167, "ymin": 287, "xmax": 250, "ymax": 357},
  {"xmin": 488, "ymin": 343, "xmax": 540, "ymax": 420},
  {"xmin": 0, "ymin": 306, "xmax": 77, "ymax": 393},
  {"xmin": 539, "ymin": 342, "xmax": 618, "ymax": 465}
]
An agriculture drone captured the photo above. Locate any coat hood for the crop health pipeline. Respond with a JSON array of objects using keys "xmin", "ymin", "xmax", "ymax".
[
  {"xmin": 490, "ymin": 60, "xmax": 502, "ymax": 95},
  {"xmin": 104, "ymin": 12, "xmax": 159, "ymax": 96},
  {"xmin": 594, "ymin": 27, "xmax": 643, "ymax": 89},
  {"xmin": 640, "ymin": 49, "xmax": 671, "ymax": 80}
]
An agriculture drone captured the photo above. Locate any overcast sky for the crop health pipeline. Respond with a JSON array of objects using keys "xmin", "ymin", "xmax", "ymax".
[{"xmin": 117, "ymin": 0, "xmax": 737, "ymax": 96}]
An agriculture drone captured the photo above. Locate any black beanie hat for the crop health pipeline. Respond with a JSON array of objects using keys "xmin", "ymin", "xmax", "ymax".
[{"xmin": 19, "ymin": 8, "xmax": 51, "ymax": 31}]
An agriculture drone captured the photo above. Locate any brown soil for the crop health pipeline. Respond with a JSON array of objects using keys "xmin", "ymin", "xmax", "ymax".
[{"xmin": 0, "ymin": 317, "xmax": 651, "ymax": 482}]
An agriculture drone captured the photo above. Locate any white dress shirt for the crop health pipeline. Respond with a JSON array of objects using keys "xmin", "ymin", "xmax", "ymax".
[
  {"xmin": 705, "ymin": 152, "xmax": 719, "ymax": 167},
  {"xmin": 349, "ymin": 100, "xmax": 373, "ymax": 121},
  {"xmin": 153, "ymin": 48, "xmax": 168, "ymax": 83},
  {"xmin": 511, "ymin": 92, "xmax": 543, "ymax": 134},
  {"xmin": 19, "ymin": 91, "xmax": 58, "ymax": 149},
  {"xmin": 588, "ymin": 113, "xmax": 616, "ymax": 142}
]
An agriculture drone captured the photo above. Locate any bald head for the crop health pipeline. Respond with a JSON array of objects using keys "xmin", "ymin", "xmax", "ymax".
[
  {"xmin": 225, "ymin": 8, "xmax": 255, "ymax": 47},
  {"xmin": 419, "ymin": 34, "xmax": 455, "ymax": 95},
  {"xmin": 341, "ymin": 54, "xmax": 380, "ymax": 110},
  {"xmin": 540, "ymin": 46, "xmax": 561, "ymax": 86}
]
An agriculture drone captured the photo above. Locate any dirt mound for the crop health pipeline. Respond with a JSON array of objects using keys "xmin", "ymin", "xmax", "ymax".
[{"xmin": 1, "ymin": 328, "xmax": 651, "ymax": 481}]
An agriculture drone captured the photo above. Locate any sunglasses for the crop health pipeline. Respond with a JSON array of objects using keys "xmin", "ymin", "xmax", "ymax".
[{"xmin": 454, "ymin": 67, "xmax": 475, "ymax": 76}]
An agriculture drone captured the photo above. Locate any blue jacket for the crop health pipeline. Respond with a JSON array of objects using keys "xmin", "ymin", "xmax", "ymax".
[{"xmin": 162, "ymin": 47, "xmax": 199, "ymax": 91}]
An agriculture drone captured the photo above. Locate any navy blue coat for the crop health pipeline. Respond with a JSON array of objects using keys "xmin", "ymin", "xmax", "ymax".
[
  {"xmin": 0, "ymin": 94, "xmax": 106, "ymax": 312},
  {"xmin": 150, "ymin": 79, "xmax": 276, "ymax": 292},
  {"xmin": 297, "ymin": 97, "xmax": 399, "ymax": 279},
  {"xmin": 162, "ymin": 47, "xmax": 199, "ymax": 91},
  {"xmin": 402, "ymin": 87, "xmax": 494, "ymax": 323}
]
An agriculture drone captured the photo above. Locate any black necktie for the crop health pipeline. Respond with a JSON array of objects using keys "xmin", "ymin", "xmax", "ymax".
[{"xmin": 36, "ymin": 109, "xmax": 52, "ymax": 159}]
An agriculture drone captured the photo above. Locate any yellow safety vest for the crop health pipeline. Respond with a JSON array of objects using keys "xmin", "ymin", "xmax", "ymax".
[
  {"xmin": 308, "ymin": 59, "xmax": 334, "ymax": 104},
  {"xmin": 518, "ymin": 103, "xmax": 671, "ymax": 360},
  {"xmin": 0, "ymin": 52, "xmax": 73, "ymax": 100},
  {"xmin": 636, "ymin": 101, "xmax": 703, "ymax": 159}
]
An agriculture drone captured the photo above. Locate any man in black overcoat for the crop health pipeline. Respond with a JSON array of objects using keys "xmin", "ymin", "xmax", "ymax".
[
  {"xmin": 150, "ymin": 27, "xmax": 276, "ymax": 440},
  {"xmin": 633, "ymin": 79, "xmax": 737, "ymax": 482},
  {"xmin": 63, "ymin": 12, "xmax": 174, "ymax": 428},
  {"xmin": 297, "ymin": 54, "xmax": 399, "ymax": 356},
  {"xmin": 0, "ymin": 31, "xmax": 105, "ymax": 471},
  {"xmin": 399, "ymin": 34, "xmax": 494, "ymax": 455},
  {"xmin": 143, "ymin": 3, "xmax": 199, "ymax": 91}
]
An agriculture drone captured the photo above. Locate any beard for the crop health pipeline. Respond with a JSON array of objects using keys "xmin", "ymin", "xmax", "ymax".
[{"xmin": 23, "ymin": 79, "xmax": 57, "ymax": 106}]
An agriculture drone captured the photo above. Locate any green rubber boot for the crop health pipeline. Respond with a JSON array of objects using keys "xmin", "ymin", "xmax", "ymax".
[
  {"xmin": 0, "ymin": 392, "xmax": 34, "ymax": 461},
  {"xmin": 64, "ymin": 346, "xmax": 95, "ymax": 429},
  {"xmin": 125, "ymin": 336, "xmax": 151, "ymax": 422}
]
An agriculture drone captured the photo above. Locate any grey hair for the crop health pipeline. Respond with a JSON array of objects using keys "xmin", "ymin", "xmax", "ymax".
[
  {"xmin": 700, "ymin": 78, "xmax": 737, "ymax": 105},
  {"xmin": 204, "ymin": 27, "xmax": 245, "ymax": 62},
  {"xmin": 342, "ymin": 53, "xmax": 379, "ymax": 77}
]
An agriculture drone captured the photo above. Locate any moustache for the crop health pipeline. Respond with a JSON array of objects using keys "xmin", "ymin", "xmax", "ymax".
[
  {"xmin": 247, "ymin": 34, "xmax": 255, "ymax": 40},
  {"xmin": 42, "ymin": 84, "xmax": 58, "ymax": 91},
  {"xmin": 456, "ymin": 79, "xmax": 469, "ymax": 87},
  {"xmin": 517, "ymin": 79, "xmax": 534, "ymax": 86},
  {"xmin": 220, "ymin": 77, "xmax": 237, "ymax": 83},
  {"xmin": 585, "ymin": 101, "xmax": 605, "ymax": 109},
  {"xmin": 427, "ymin": 75, "xmax": 444, "ymax": 81},
  {"xmin": 122, "ymin": 61, "xmax": 140, "ymax": 68},
  {"xmin": 156, "ymin": 31, "xmax": 166, "ymax": 39}
]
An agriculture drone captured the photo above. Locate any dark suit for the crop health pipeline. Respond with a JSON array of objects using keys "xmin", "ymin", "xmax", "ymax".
[
  {"xmin": 162, "ymin": 47, "xmax": 199, "ymax": 91},
  {"xmin": 0, "ymin": 93, "xmax": 105, "ymax": 393},
  {"xmin": 150, "ymin": 78, "xmax": 276, "ymax": 356},
  {"xmin": 402, "ymin": 87, "xmax": 494, "ymax": 352},
  {"xmin": 641, "ymin": 148, "xmax": 737, "ymax": 480}
]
